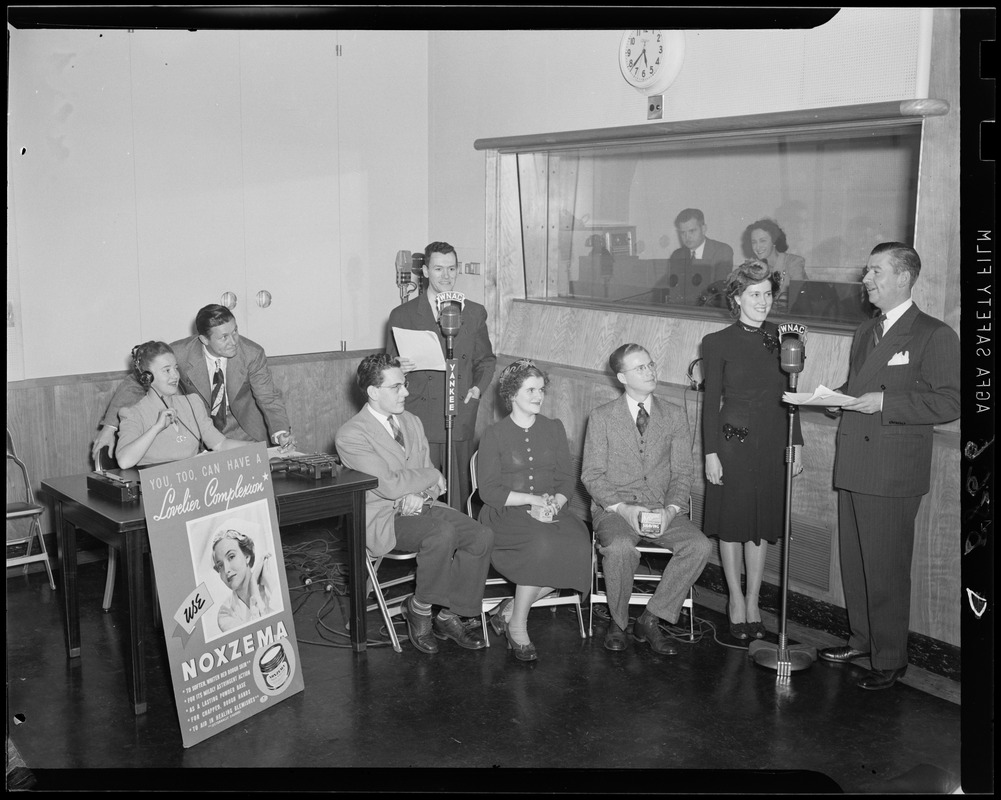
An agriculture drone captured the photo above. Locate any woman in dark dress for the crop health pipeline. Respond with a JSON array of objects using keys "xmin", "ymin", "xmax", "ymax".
[
  {"xmin": 701, "ymin": 261, "xmax": 804, "ymax": 640},
  {"xmin": 477, "ymin": 360, "xmax": 591, "ymax": 662}
]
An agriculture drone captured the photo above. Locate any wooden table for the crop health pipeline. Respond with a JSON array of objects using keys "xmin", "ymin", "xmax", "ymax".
[{"xmin": 41, "ymin": 469, "xmax": 377, "ymax": 715}]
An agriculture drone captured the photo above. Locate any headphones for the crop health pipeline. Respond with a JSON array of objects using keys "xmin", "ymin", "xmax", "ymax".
[
  {"xmin": 131, "ymin": 344, "xmax": 155, "ymax": 387},
  {"xmin": 687, "ymin": 357, "xmax": 704, "ymax": 391}
]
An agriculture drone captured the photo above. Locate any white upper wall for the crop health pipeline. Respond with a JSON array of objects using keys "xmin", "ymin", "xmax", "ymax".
[{"xmin": 427, "ymin": 10, "xmax": 932, "ymax": 306}]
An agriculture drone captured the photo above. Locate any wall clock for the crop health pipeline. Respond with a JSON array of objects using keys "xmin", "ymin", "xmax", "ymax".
[{"xmin": 618, "ymin": 29, "xmax": 686, "ymax": 94}]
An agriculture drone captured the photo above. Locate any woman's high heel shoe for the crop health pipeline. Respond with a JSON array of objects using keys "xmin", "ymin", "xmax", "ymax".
[
  {"xmin": 489, "ymin": 598, "xmax": 513, "ymax": 637},
  {"xmin": 727, "ymin": 607, "xmax": 749, "ymax": 641},
  {"xmin": 504, "ymin": 627, "xmax": 538, "ymax": 662}
]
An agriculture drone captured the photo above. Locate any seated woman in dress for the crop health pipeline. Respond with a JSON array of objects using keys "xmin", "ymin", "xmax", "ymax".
[
  {"xmin": 210, "ymin": 524, "xmax": 276, "ymax": 633},
  {"xmin": 742, "ymin": 218, "xmax": 807, "ymax": 307},
  {"xmin": 476, "ymin": 359, "xmax": 592, "ymax": 662},
  {"xmin": 116, "ymin": 341, "xmax": 245, "ymax": 468}
]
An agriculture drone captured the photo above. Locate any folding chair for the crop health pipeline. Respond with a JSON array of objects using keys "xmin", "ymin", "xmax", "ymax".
[
  {"xmin": 365, "ymin": 549, "xmax": 418, "ymax": 653},
  {"xmin": 6, "ymin": 428, "xmax": 56, "ymax": 590},
  {"xmin": 589, "ymin": 498, "xmax": 696, "ymax": 641}
]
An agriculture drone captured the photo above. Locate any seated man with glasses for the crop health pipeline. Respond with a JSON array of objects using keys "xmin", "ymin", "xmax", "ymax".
[
  {"xmin": 335, "ymin": 353, "xmax": 494, "ymax": 653},
  {"xmin": 581, "ymin": 343, "xmax": 711, "ymax": 654}
]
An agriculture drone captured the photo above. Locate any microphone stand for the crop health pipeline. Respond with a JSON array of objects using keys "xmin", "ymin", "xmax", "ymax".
[
  {"xmin": 748, "ymin": 357, "xmax": 818, "ymax": 679},
  {"xmin": 443, "ymin": 332, "xmax": 457, "ymax": 509}
]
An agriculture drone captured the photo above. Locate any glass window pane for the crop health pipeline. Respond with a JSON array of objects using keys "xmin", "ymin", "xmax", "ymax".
[{"xmin": 533, "ymin": 121, "xmax": 921, "ymax": 327}]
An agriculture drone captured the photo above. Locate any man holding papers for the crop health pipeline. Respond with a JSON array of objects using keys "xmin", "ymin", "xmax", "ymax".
[
  {"xmin": 387, "ymin": 241, "xmax": 497, "ymax": 512},
  {"xmin": 818, "ymin": 243, "xmax": 960, "ymax": 690}
]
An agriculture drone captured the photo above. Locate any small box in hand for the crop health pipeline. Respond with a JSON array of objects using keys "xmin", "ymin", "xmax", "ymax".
[
  {"xmin": 529, "ymin": 505, "xmax": 555, "ymax": 522},
  {"xmin": 639, "ymin": 511, "xmax": 662, "ymax": 535}
]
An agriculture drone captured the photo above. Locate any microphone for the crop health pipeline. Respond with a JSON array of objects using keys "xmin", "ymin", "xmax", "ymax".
[
  {"xmin": 438, "ymin": 297, "xmax": 463, "ymax": 339},
  {"xmin": 395, "ymin": 250, "xmax": 412, "ymax": 288},
  {"xmin": 777, "ymin": 323, "xmax": 807, "ymax": 375}
]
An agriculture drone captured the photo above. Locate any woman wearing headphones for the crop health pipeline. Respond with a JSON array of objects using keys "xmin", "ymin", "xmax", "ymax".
[{"xmin": 116, "ymin": 341, "xmax": 244, "ymax": 468}]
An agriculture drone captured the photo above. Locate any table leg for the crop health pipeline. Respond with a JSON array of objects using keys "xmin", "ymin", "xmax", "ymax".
[
  {"xmin": 123, "ymin": 527, "xmax": 148, "ymax": 715},
  {"xmin": 348, "ymin": 493, "xmax": 368, "ymax": 652},
  {"xmin": 55, "ymin": 504, "xmax": 81, "ymax": 659}
]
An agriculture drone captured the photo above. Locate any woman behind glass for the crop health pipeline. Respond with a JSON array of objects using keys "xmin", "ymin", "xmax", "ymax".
[
  {"xmin": 476, "ymin": 360, "xmax": 591, "ymax": 662},
  {"xmin": 742, "ymin": 218, "xmax": 807, "ymax": 307},
  {"xmin": 701, "ymin": 261, "xmax": 804, "ymax": 640},
  {"xmin": 116, "ymin": 341, "xmax": 244, "ymax": 468}
]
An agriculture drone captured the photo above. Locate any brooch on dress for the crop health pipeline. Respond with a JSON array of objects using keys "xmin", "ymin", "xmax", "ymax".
[
  {"xmin": 738, "ymin": 321, "xmax": 779, "ymax": 353},
  {"xmin": 723, "ymin": 423, "xmax": 749, "ymax": 442}
]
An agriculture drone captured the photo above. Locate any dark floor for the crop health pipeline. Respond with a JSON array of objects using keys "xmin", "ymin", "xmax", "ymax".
[{"xmin": 6, "ymin": 528, "xmax": 966, "ymax": 795}]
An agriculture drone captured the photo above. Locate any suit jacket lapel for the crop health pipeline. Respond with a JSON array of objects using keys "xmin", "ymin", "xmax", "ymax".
[
  {"xmin": 855, "ymin": 304, "xmax": 919, "ymax": 385},
  {"xmin": 183, "ymin": 346, "xmax": 212, "ymax": 403}
]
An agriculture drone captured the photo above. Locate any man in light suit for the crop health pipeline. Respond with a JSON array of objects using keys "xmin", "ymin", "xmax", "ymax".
[
  {"xmin": 335, "ymin": 353, "xmax": 493, "ymax": 654},
  {"xmin": 387, "ymin": 241, "xmax": 496, "ymax": 512},
  {"xmin": 670, "ymin": 208, "xmax": 735, "ymax": 286},
  {"xmin": 582, "ymin": 343, "xmax": 711, "ymax": 654},
  {"xmin": 819, "ymin": 243, "xmax": 960, "ymax": 690},
  {"xmin": 92, "ymin": 304, "xmax": 293, "ymax": 461}
]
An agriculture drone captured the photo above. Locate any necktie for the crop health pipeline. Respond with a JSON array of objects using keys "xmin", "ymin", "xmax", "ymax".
[
  {"xmin": 690, "ymin": 249, "xmax": 697, "ymax": 262},
  {"xmin": 873, "ymin": 314, "xmax": 887, "ymax": 348},
  {"xmin": 210, "ymin": 360, "xmax": 226, "ymax": 432},
  {"xmin": 636, "ymin": 402, "xmax": 649, "ymax": 437},
  {"xmin": 389, "ymin": 415, "xmax": 405, "ymax": 449}
]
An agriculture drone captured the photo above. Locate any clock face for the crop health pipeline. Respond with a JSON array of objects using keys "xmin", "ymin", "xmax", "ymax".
[{"xmin": 619, "ymin": 29, "xmax": 685, "ymax": 93}]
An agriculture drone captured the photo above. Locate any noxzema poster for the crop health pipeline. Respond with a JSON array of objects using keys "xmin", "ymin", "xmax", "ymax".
[{"xmin": 139, "ymin": 442, "xmax": 304, "ymax": 748}]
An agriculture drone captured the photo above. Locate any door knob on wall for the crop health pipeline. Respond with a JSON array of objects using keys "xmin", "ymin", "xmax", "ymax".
[
  {"xmin": 256, "ymin": 290, "xmax": 272, "ymax": 308},
  {"xmin": 221, "ymin": 292, "xmax": 238, "ymax": 310}
]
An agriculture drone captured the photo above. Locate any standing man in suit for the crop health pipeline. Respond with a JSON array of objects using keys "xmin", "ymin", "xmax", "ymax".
[
  {"xmin": 335, "ymin": 353, "xmax": 493, "ymax": 653},
  {"xmin": 582, "ymin": 343, "xmax": 711, "ymax": 654},
  {"xmin": 91, "ymin": 304, "xmax": 293, "ymax": 461},
  {"xmin": 818, "ymin": 243, "xmax": 960, "ymax": 690},
  {"xmin": 670, "ymin": 208, "xmax": 735, "ymax": 287},
  {"xmin": 387, "ymin": 241, "xmax": 497, "ymax": 512}
]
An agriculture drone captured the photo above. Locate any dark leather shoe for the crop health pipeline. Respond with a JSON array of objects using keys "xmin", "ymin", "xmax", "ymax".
[
  {"xmin": 858, "ymin": 666, "xmax": 907, "ymax": 690},
  {"xmin": 633, "ymin": 612, "xmax": 678, "ymax": 655},
  {"xmin": 401, "ymin": 600, "xmax": 438, "ymax": 654},
  {"xmin": 434, "ymin": 613, "xmax": 487, "ymax": 650},
  {"xmin": 819, "ymin": 644, "xmax": 871, "ymax": 663},
  {"xmin": 604, "ymin": 622, "xmax": 630, "ymax": 652}
]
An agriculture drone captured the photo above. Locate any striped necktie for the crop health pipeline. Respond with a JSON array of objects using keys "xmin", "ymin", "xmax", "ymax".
[
  {"xmin": 389, "ymin": 415, "xmax": 405, "ymax": 449},
  {"xmin": 210, "ymin": 360, "xmax": 226, "ymax": 432},
  {"xmin": 872, "ymin": 314, "xmax": 887, "ymax": 348}
]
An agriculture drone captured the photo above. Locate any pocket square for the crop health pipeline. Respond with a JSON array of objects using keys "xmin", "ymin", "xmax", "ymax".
[{"xmin": 888, "ymin": 351, "xmax": 910, "ymax": 366}]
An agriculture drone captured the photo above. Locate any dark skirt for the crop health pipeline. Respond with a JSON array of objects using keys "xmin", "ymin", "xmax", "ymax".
[{"xmin": 478, "ymin": 505, "xmax": 592, "ymax": 593}]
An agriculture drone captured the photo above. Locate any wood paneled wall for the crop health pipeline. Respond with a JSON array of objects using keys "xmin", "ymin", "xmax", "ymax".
[{"xmin": 6, "ymin": 350, "xmax": 376, "ymax": 536}]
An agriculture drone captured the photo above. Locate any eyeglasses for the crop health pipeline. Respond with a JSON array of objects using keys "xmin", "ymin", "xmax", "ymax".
[
  {"xmin": 379, "ymin": 381, "xmax": 409, "ymax": 392},
  {"xmin": 623, "ymin": 361, "xmax": 657, "ymax": 375}
]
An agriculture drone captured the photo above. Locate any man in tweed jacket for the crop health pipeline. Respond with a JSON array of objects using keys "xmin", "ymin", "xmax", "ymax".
[{"xmin": 582, "ymin": 343, "xmax": 711, "ymax": 654}]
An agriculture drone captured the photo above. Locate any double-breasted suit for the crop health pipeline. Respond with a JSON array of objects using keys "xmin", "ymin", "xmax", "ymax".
[
  {"xmin": 103, "ymin": 335, "xmax": 290, "ymax": 444},
  {"xmin": 833, "ymin": 303, "xmax": 960, "ymax": 670},
  {"xmin": 582, "ymin": 394, "xmax": 710, "ymax": 629},
  {"xmin": 387, "ymin": 294, "xmax": 496, "ymax": 510},
  {"xmin": 335, "ymin": 406, "xmax": 492, "ymax": 617}
]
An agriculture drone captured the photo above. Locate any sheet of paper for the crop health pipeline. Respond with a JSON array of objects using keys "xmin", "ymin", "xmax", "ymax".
[
  {"xmin": 782, "ymin": 385, "xmax": 856, "ymax": 407},
  {"xmin": 392, "ymin": 327, "xmax": 446, "ymax": 371}
]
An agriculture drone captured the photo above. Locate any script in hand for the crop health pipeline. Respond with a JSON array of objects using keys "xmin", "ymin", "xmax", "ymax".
[{"xmin": 782, "ymin": 385, "xmax": 856, "ymax": 407}]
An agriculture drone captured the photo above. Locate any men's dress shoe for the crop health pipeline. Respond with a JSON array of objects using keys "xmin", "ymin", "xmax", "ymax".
[
  {"xmin": 858, "ymin": 666, "xmax": 907, "ymax": 690},
  {"xmin": 819, "ymin": 645, "xmax": 871, "ymax": 664},
  {"xmin": 633, "ymin": 613, "xmax": 678, "ymax": 655},
  {"xmin": 604, "ymin": 622, "xmax": 630, "ymax": 652},
  {"xmin": 433, "ymin": 613, "xmax": 487, "ymax": 650},
  {"xmin": 401, "ymin": 602, "xmax": 438, "ymax": 654}
]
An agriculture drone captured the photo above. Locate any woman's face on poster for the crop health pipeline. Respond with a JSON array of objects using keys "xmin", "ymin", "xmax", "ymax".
[{"xmin": 212, "ymin": 537, "xmax": 251, "ymax": 591}]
